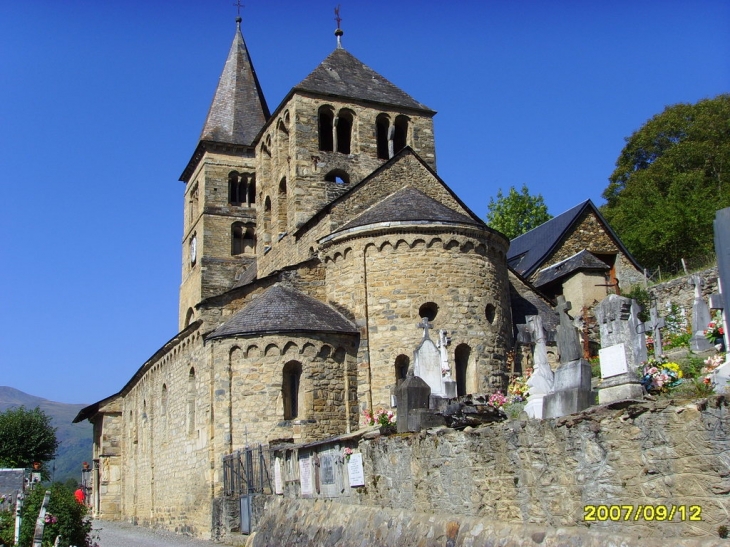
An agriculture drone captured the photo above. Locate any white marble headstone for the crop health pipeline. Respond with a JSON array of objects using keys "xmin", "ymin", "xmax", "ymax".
[{"xmin": 599, "ymin": 343, "xmax": 629, "ymax": 379}]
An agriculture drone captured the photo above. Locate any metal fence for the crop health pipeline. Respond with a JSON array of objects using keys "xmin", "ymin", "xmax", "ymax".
[
  {"xmin": 643, "ymin": 253, "xmax": 717, "ymax": 285},
  {"xmin": 222, "ymin": 445, "xmax": 272, "ymax": 497}
]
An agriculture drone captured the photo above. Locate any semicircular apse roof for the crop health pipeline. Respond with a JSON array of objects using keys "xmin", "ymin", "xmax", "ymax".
[{"xmin": 207, "ymin": 284, "xmax": 358, "ymax": 340}]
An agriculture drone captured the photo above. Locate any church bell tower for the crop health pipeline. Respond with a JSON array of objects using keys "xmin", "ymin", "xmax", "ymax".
[{"xmin": 177, "ymin": 16, "xmax": 269, "ymax": 330}]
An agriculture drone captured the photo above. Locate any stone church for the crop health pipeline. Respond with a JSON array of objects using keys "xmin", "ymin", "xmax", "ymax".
[{"xmin": 74, "ymin": 16, "xmax": 639, "ymax": 537}]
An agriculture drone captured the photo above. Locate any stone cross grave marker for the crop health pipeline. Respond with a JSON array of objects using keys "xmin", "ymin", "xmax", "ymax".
[
  {"xmin": 595, "ymin": 294, "xmax": 645, "ymax": 404},
  {"xmin": 644, "ymin": 301, "xmax": 666, "ymax": 360},
  {"xmin": 414, "ymin": 317, "xmax": 446, "ymax": 397},
  {"xmin": 524, "ymin": 315, "xmax": 553, "ymax": 419},
  {"xmin": 556, "ymin": 296, "xmax": 582, "ymax": 363},
  {"xmin": 689, "ymin": 274, "xmax": 714, "ymax": 351}
]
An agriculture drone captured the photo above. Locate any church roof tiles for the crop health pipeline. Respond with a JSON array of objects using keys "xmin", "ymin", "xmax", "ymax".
[
  {"xmin": 294, "ymin": 48, "xmax": 433, "ymax": 113},
  {"xmin": 199, "ymin": 19, "xmax": 270, "ymax": 147},
  {"xmin": 207, "ymin": 284, "xmax": 358, "ymax": 340},
  {"xmin": 336, "ymin": 187, "xmax": 481, "ymax": 233}
]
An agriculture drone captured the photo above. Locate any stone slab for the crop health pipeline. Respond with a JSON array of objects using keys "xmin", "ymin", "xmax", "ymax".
[
  {"xmin": 524, "ymin": 396, "xmax": 545, "ymax": 419},
  {"xmin": 552, "ymin": 359, "xmax": 591, "ymax": 391},
  {"xmin": 543, "ymin": 388, "xmax": 595, "ymax": 419},
  {"xmin": 598, "ymin": 382, "xmax": 644, "ymax": 405}
]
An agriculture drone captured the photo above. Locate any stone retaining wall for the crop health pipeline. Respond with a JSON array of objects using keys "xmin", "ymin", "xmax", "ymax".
[{"xmin": 238, "ymin": 396, "xmax": 730, "ymax": 547}]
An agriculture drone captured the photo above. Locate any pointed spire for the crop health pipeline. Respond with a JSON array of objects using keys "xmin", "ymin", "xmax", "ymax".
[{"xmin": 199, "ymin": 17, "xmax": 270, "ymax": 147}]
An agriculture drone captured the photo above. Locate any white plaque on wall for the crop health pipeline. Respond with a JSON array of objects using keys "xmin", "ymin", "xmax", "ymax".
[
  {"xmin": 599, "ymin": 343, "xmax": 629, "ymax": 378},
  {"xmin": 299, "ymin": 455, "xmax": 313, "ymax": 496},
  {"xmin": 274, "ymin": 457, "xmax": 283, "ymax": 495},
  {"xmin": 347, "ymin": 453, "xmax": 365, "ymax": 487}
]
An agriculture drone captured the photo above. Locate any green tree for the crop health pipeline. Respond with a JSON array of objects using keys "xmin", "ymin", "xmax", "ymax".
[
  {"xmin": 0, "ymin": 406, "xmax": 59, "ymax": 473},
  {"xmin": 486, "ymin": 184, "xmax": 552, "ymax": 239},
  {"xmin": 601, "ymin": 94, "xmax": 730, "ymax": 270}
]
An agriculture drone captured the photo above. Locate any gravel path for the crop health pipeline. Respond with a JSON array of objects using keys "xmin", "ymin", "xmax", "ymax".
[{"xmin": 93, "ymin": 519, "xmax": 222, "ymax": 547}]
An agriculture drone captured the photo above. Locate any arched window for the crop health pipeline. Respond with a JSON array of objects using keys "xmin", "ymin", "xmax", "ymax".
[
  {"xmin": 455, "ymin": 344, "xmax": 471, "ymax": 397},
  {"xmin": 247, "ymin": 176, "xmax": 256, "ymax": 205},
  {"xmin": 394, "ymin": 354, "xmax": 409, "ymax": 384},
  {"xmin": 393, "ymin": 115, "xmax": 409, "ymax": 154},
  {"xmin": 232, "ymin": 222, "xmax": 245, "ymax": 255},
  {"xmin": 336, "ymin": 109, "xmax": 354, "ymax": 154},
  {"xmin": 282, "ymin": 361, "xmax": 302, "ymax": 420},
  {"xmin": 324, "ymin": 170, "xmax": 350, "ymax": 185},
  {"xmin": 376, "ymin": 114, "xmax": 390, "ymax": 159},
  {"xmin": 228, "ymin": 172, "xmax": 241, "ymax": 205},
  {"xmin": 418, "ymin": 302, "xmax": 439, "ymax": 321},
  {"xmin": 277, "ymin": 178, "xmax": 287, "ymax": 234},
  {"xmin": 187, "ymin": 367, "xmax": 196, "ymax": 435},
  {"xmin": 161, "ymin": 384, "xmax": 168, "ymax": 417},
  {"xmin": 263, "ymin": 197, "xmax": 272, "ymax": 247},
  {"xmin": 243, "ymin": 226, "xmax": 255, "ymax": 254},
  {"xmin": 318, "ymin": 106, "xmax": 334, "ymax": 152},
  {"xmin": 184, "ymin": 307, "xmax": 194, "ymax": 328}
]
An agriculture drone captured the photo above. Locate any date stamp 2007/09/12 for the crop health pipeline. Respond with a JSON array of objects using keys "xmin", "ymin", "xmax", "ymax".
[{"xmin": 583, "ymin": 505, "xmax": 702, "ymax": 522}]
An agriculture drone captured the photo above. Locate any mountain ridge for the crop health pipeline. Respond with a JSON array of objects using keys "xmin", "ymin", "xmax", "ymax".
[{"xmin": 0, "ymin": 386, "xmax": 92, "ymax": 484}]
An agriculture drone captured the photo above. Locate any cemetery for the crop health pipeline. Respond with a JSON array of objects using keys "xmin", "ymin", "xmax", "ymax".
[{"xmin": 207, "ymin": 208, "xmax": 730, "ymax": 546}]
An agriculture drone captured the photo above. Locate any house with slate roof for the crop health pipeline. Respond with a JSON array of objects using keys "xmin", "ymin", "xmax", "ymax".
[
  {"xmin": 74, "ymin": 16, "xmax": 559, "ymax": 537},
  {"xmin": 508, "ymin": 200, "xmax": 644, "ymax": 348}
]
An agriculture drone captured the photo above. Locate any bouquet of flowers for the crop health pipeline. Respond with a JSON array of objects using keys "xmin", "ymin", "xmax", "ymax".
[
  {"xmin": 362, "ymin": 408, "xmax": 396, "ymax": 427},
  {"xmin": 704, "ymin": 311, "xmax": 724, "ymax": 342},
  {"xmin": 488, "ymin": 390, "xmax": 508, "ymax": 408},
  {"xmin": 639, "ymin": 356, "xmax": 683, "ymax": 393},
  {"xmin": 507, "ymin": 372, "xmax": 530, "ymax": 402}
]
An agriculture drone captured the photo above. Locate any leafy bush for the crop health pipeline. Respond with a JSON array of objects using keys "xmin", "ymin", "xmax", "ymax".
[
  {"xmin": 0, "ymin": 509, "xmax": 14, "ymax": 546},
  {"xmin": 679, "ymin": 356, "xmax": 706, "ymax": 379},
  {"xmin": 503, "ymin": 401, "xmax": 526, "ymax": 420},
  {"xmin": 19, "ymin": 483, "xmax": 91, "ymax": 547},
  {"xmin": 668, "ymin": 377, "xmax": 715, "ymax": 400},
  {"xmin": 664, "ymin": 332, "xmax": 692, "ymax": 350}
]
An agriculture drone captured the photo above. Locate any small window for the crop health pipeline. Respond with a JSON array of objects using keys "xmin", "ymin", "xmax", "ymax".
[
  {"xmin": 336, "ymin": 109, "xmax": 354, "ymax": 154},
  {"xmin": 247, "ymin": 176, "xmax": 256, "ymax": 205},
  {"xmin": 318, "ymin": 107, "xmax": 334, "ymax": 152},
  {"xmin": 187, "ymin": 367, "xmax": 196, "ymax": 435},
  {"xmin": 232, "ymin": 223, "xmax": 244, "ymax": 255},
  {"xmin": 376, "ymin": 114, "xmax": 390, "ymax": 159},
  {"xmin": 324, "ymin": 170, "xmax": 350, "ymax": 185},
  {"xmin": 485, "ymin": 303, "xmax": 496, "ymax": 324},
  {"xmin": 161, "ymin": 384, "xmax": 168, "ymax": 416},
  {"xmin": 393, "ymin": 115, "xmax": 409, "ymax": 154},
  {"xmin": 455, "ymin": 344, "xmax": 471, "ymax": 396},
  {"xmin": 282, "ymin": 361, "xmax": 302, "ymax": 420},
  {"xmin": 418, "ymin": 302, "xmax": 439, "ymax": 321}
]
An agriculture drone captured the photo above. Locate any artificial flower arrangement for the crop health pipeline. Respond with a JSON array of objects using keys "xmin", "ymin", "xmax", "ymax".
[
  {"xmin": 704, "ymin": 311, "xmax": 724, "ymax": 341},
  {"xmin": 342, "ymin": 447, "xmax": 354, "ymax": 462},
  {"xmin": 639, "ymin": 356, "xmax": 683, "ymax": 394},
  {"xmin": 507, "ymin": 370, "xmax": 531, "ymax": 403},
  {"xmin": 362, "ymin": 408, "xmax": 396, "ymax": 427}
]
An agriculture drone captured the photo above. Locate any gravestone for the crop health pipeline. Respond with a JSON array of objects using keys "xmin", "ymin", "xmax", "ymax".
[
  {"xmin": 394, "ymin": 373, "xmax": 444, "ymax": 432},
  {"xmin": 711, "ymin": 208, "xmax": 730, "ymax": 392},
  {"xmin": 543, "ymin": 299, "xmax": 594, "ymax": 419},
  {"xmin": 413, "ymin": 318, "xmax": 456, "ymax": 399},
  {"xmin": 595, "ymin": 294, "xmax": 645, "ymax": 404},
  {"xmin": 524, "ymin": 315, "xmax": 553, "ymax": 419},
  {"xmin": 644, "ymin": 301, "xmax": 666, "ymax": 360},
  {"xmin": 689, "ymin": 275, "xmax": 714, "ymax": 351}
]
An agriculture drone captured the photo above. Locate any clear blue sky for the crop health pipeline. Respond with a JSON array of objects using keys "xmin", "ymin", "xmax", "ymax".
[{"xmin": 1, "ymin": 0, "xmax": 728, "ymax": 404}]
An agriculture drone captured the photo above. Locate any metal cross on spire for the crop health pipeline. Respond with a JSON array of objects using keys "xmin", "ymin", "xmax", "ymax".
[
  {"xmin": 334, "ymin": 5, "xmax": 344, "ymax": 48},
  {"xmin": 233, "ymin": 0, "xmax": 244, "ymax": 17},
  {"xmin": 334, "ymin": 4, "xmax": 342, "ymax": 28}
]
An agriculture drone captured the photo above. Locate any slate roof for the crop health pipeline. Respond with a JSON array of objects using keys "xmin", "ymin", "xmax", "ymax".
[
  {"xmin": 232, "ymin": 261, "xmax": 257, "ymax": 289},
  {"xmin": 335, "ymin": 187, "xmax": 482, "ymax": 233},
  {"xmin": 508, "ymin": 270, "xmax": 559, "ymax": 343},
  {"xmin": 293, "ymin": 48, "xmax": 433, "ymax": 113},
  {"xmin": 531, "ymin": 250, "xmax": 609, "ymax": 288},
  {"xmin": 507, "ymin": 200, "xmax": 642, "ymax": 278},
  {"xmin": 208, "ymin": 284, "xmax": 358, "ymax": 340},
  {"xmin": 199, "ymin": 19, "xmax": 270, "ymax": 147}
]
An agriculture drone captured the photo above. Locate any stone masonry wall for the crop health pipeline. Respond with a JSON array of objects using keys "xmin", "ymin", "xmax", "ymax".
[
  {"xmin": 322, "ymin": 228, "xmax": 512, "ymax": 411},
  {"xmin": 649, "ymin": 267, "xmax": 719, "ymax": 330},
  {"xmin": 251, "ymin": 397, "xmax": 730, "ymax": 546}
]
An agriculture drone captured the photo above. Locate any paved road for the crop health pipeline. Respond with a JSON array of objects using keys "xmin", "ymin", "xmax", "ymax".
[{"xmin": 93, "ymin": 519, "xmax": 222, "ymax": 547}]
